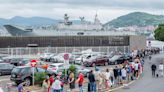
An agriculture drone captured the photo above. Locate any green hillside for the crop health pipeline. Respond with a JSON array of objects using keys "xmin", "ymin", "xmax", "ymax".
[{"xmin": 104, "ymin": 12, "xmax": 164, "ymax": 27}]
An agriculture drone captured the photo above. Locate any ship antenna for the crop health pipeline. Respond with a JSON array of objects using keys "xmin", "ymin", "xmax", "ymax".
[{"xmin": 79, "ymin": 16, "xmax": 85, "ymax": 24}]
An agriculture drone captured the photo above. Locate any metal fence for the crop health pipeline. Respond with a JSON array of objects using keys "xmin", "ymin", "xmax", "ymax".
[{"xmin": 0, "ymin": 46, "xmax": 130, "ymax": 56}]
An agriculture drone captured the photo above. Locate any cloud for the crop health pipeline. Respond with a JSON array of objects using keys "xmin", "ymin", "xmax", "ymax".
[
  {"xmin": 1, "ymin": 0, "xmax": 164, "ymax": 9},
  {"xmin": 0, "ymin": 0, "xmax": 164, "ymax": 23}
]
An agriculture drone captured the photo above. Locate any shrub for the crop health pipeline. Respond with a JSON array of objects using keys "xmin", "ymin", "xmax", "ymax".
[{"xmin": 34, "ymin": 72, "xmax": 47, "ymax": 86}]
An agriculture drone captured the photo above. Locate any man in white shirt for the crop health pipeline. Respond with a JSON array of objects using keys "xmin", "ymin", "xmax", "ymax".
[
  {"xmin": 121, "ymin": 67, "xmax": 127, "ymax": 84},
  {"xmin": 159, "ymin": 62, "xmax": 164, "ymax": 77},
  {"xmin": 134, "ymin": 62, "xmax": 139, "ymax": 79}
]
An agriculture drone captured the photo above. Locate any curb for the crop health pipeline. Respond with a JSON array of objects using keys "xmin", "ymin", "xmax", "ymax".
[
  {"xmin": 106, "ymin": 75, "xmax": 142, "ymax": 92},
  {"xmin": 106, "ymin": 81, "xmax": 135, "ymax": 92}
]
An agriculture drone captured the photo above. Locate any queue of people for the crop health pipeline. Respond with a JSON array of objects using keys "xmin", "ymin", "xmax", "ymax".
[{"xmin": 86, "ymin": 56, "xmax": 144, "ymax": 92}]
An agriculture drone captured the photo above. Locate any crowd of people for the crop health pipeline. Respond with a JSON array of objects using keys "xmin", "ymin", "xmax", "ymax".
[
  {"xmin": 17, "ymin": 48, "xmax": 163, "ymax": 92},
  {"xmin": 89, "ymin": 56, "xmax": 145, "ymax": 92}
]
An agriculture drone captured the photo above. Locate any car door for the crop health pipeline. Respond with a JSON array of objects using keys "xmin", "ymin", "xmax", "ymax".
[
  {"xmin": 96, "ymin": 56, "xmax": 102, "ymax": 65},
  {"xmin": 3, "ymin": 64, "xmax": 10, "ymax": 74},
  {"xmin": 6, "ymin": 64, "xmax": 14, "ymax": 74},
  {"xmin": 118, "ymin": 56, "xmax": 124, "ymax": 64},
  {"xmin": 0, "ymin": 64, "xmax": 5, "ymax": 74}
]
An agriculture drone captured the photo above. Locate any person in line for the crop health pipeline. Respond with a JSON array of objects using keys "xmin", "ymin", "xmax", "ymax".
[
  {"xmin": 68, "ymin": 71, "xmax": 75, "ymax": 92},
  {"xmin": 121, "ymin": 67, "xmax": 127, "ymax": 86},
  {"xmin": 60, "ymin": 77, "xmax": 64, "ymax": 92},
  {"xmin": 76, "ymin": 72, "xmax": 84, "ymax": 92},
  {"xmin": 88, "ymin": 70, "xmax": 96, "ymax": 92},
  {"xmin": 158, "ymin": 62, "xmax": 164, "ymax": 77},
  {"xmin": 113, "ymin": 66, "xmax": 119, "ymax": 85},
  {"xmin": 51, "ymin": 76, "xmax": 62, "ymax": 92},
  {"xmin": 126, "ymin": 63, "xmax": 132, "ymax": 82},
  {"xmin": 42, "ymin": 76, "xmax": 50, "ymax": 92},
  {"xmin": 134, "ymin": 62, "xmax": 139, "ymax": 79},
  {"xmin": 98, "ymin": 72, "xmax": 103, "ymax": 90},
  {"xmin": 109, "ymin": 68, "xmax": 114, "ymax": 87},
  {"xmin": 151, "ymin": 64, "xmax": 157, "ymax": 77},
  {"xmin": 105, "ymin": 69, "xmax": 110, "ymax": 90},
  {"xmin": 49, "ymin": 75, "xmax": 55, "ymax": 92},
  {"xmin": 94, "ymin": 68, "xmax": 100, "ymax": 90},
  {"xmin": 118, "ymin": 65, "xmax": 122, "ymax": 85}
]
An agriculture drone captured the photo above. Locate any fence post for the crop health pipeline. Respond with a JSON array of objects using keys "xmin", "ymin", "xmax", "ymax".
[{"xmin": 107, "ymin": 46, "xmax": 109, "ymax": 54}]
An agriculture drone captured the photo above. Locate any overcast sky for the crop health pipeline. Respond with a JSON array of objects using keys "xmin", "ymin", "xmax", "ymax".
[{"xmin": 0, "ymin": 0, "xmax": 164, "ymax": 23}]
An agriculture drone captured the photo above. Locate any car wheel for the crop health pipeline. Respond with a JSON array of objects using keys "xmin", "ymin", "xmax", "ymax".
[
  {"xmin": 92, "ymin": 63, "xmax": 96, "ymax": 67},
  {"xmin": 24, "ymin": 78, "xmax": 31, "ymax": 86},
  {"xmin": 105, "ymin": 62, "xmax": 108, "ymax": 66}
]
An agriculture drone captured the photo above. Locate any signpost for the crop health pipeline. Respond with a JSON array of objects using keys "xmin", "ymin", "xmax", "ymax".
[
  {"xmin": 30, "ymin": 60, "xmax": 37, "ymax": 86},
  {"xmin": 63, "ymin": 53, "xmax": 69, "ymax": 68},
  {"xmin": 63, "ymin": 53, "xmax": 69, "ymax": 78}
]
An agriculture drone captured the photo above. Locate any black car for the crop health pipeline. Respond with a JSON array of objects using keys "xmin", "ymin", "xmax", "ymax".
[
  {"xmin": 3, "ymin": 57, "xmax": 24, "ymax": 66},
  {"xmin": 0, "ymin": 63, "xmax": 14, "ymax": 76},
  {"xmin": 17, "ymin": 59, "xmax": 30, "ymax": 66},
  {"xmin": 109, "ymin": 55, "xmax": 132, "ymax": 65},
  {"xmin": 10, "ymin": 66, "xmax": 46, "ymax": 86}
]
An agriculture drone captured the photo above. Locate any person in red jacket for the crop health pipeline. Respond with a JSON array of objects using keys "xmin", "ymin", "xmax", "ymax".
[
  {"xmin": 49, "ymin": 75, "xmax": 54, "ymax": 92},
  {"xmin": 76, "ymin": 72, "xmax": 84, "ymax": 92}
]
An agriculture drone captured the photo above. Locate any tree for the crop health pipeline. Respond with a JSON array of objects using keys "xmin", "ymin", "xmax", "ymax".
[{"xmin": 154, "ymin": 24, "xmax": 164, "ymax": 41}]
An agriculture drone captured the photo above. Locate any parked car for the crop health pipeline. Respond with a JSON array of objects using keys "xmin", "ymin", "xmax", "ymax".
[
  {"xmin": 50, "ymin": 53, "xmax": 72, "ymax": 63},
  {"xmin": 75, "ymin": 53, "xmax": 100, "ymax": 65},
  {"xmin": 3, "ymin": 57, "xmax": 23, "ymax": 66},
  {"xmin": 0, "ymin": 59, "xmax": 4, "ymax": 63},
  {"xmin": 10, "ymin": 66, "xmax": 46, "ymax": 86},
  {"xmin": 109, "ymin": 54, "xmax": 132, "ymax": 65},
  {"xmin": 75, "ymin": 65, "xmax": 90, "ymax": 77},
  {"xmin": 0, "ymin": 63, "xmax": 14, "ymax": 76},
  {"xmin": 39, "ymin": 53, "xmax": 56, "ymax": 61},
  {"xmin": 47, "ymin": 63, "xmax": 65, "ymax": 75},
  {"xmin": 16, "ymin": 59, "xmax": 30, "ymax": 66},
  {"xmin": 83, "ymin": 55, "xmax": 109, "ymax": 67}
]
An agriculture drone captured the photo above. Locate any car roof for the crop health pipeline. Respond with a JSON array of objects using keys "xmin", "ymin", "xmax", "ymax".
[{"xmin": 50, "ymin": 63, "xmax": 64, "ymax": 66}]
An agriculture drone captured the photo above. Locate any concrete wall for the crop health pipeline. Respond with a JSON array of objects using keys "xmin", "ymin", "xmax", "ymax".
[{"xmin": 129, "ymin": 35, "xmax": 146, "ymax": 51}]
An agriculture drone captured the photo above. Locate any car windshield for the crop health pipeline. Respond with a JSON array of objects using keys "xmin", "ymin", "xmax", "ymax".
[
  {"xmin": 12, "ymin": 68, "xmax": 21, "ymax": 73},
  {"xmin": 111, "ymin": 55, "xmax": 121, "ymax": 60},
  {"xmin": 49, "ymin": 65, "xmax": 56, "ymax": 68}
]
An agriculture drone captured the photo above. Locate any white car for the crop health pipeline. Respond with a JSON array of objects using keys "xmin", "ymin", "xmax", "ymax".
[
  {"xmin": 47, "ymin": 63, "xmax": 68, "ymax": 74},
  {"xmin": 50, "ymin": 53, "xmax": 72, "ymax": 63},
  {"xmin": 75, "ymin": 53, "xmax": 100, "ymax": 65},
  {"xmin": 39, "ymin": 53, "xmax": 55, "ymax": 61}
]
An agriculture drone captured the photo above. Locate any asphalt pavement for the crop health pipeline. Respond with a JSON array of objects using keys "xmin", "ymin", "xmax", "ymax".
[{"xmin": 116, "ymin": 53, "xmax": 164, "ymax": 92}]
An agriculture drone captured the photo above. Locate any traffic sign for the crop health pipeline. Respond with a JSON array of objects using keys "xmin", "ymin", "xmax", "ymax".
[
  {"xmin": 30, "ymin": 59, "xmax": 37, "ymax": 67},
  {"xmin": 63, "ymin": 53, "xmax": 69, "ymax": 60},
  {"xmin": 63, "ymin": 53, "xmax": 70, "ymax": 69}
]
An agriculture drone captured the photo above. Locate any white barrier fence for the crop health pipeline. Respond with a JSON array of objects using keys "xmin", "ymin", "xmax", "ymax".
[{"xmin": 0, "ymin": 46, "xmax": 130, "ymax": 56}]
